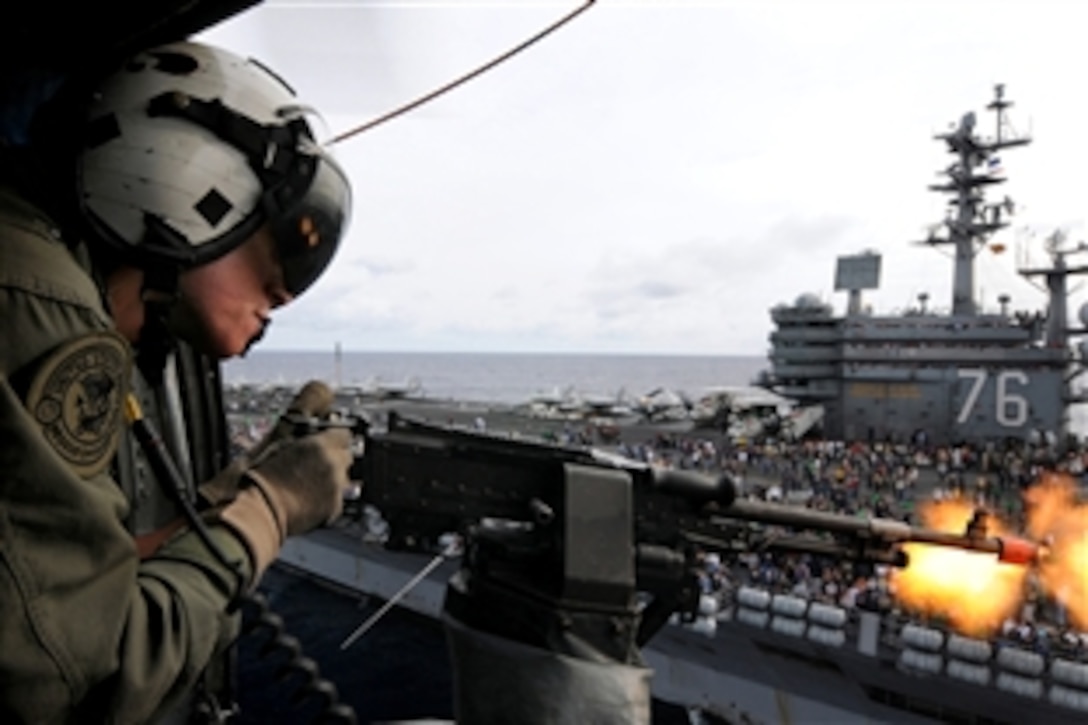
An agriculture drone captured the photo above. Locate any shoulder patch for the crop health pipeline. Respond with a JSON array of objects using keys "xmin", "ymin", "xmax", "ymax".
[{"xmin": 25, "ymin": 331, "xmax": 132, "ymax": 478}]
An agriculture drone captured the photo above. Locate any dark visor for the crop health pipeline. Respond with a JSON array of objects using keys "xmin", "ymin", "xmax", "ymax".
[{"xmin": 268, "ymin": 143, "xmax": 352, "ymax": 297}]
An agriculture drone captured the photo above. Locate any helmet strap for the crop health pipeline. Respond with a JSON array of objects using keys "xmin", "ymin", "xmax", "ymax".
[
  {"xmin": 136, "ymin": 219, "xmax": 184, "ymax": 384},
  {"xmin": 135, "ymin": 294, "xmax": 176, "ymax": 385}
]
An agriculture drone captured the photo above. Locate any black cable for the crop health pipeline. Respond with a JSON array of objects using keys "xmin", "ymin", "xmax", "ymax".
[
  {"xmin": 125, "ymin": 394, "xmax": 248, "ymax": 594},
  {"xmin": 123, "ymin": 394, "xmax": 357, "ymax": 725},
  {"xmin": 242, "ymin": 593, "xmax": 358, "ymax": 725}
]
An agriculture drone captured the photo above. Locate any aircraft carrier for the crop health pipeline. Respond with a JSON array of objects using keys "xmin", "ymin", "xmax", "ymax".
[{"xmin": 759, "ymin": 84, "xmax": 1088, "ymax": 446}]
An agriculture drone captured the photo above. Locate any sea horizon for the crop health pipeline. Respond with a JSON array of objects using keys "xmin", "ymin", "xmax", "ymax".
[
  {"xmin": 222, "ymin": 350, "xmax": 768, "ymax": 405},
  {"xmin": 246, "ymin": 347, "xmax": 766, "ymax": 357}
]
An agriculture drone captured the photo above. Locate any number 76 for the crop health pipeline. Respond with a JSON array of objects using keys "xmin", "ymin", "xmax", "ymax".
[{"xmin": 956, "ymin": 368, "xmax": 1029, "ymax": 427}]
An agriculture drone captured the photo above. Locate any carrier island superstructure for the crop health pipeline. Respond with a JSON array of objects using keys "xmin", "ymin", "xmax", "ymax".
[{"xmin": 761, "ymin": 85, "xmax": 1088, "ymax": 445}]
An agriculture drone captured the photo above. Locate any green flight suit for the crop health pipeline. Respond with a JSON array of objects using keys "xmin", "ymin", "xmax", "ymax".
[{"xmin": 0, "ymin": 187, "xmax": 253, "ymax": 724}]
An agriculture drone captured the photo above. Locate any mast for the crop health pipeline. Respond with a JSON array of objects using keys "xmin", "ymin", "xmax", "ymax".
[
  {"xmin": 922, "ymin": 84, "xmax": 1030, "ymax": 316},
  {"xmin": 1019, "ymin": 234, "xmax": 1088, "ymax": 441},
  {"xmin": 1019, "ymin": 233, "xmax": 1077, "ymax": 348}
]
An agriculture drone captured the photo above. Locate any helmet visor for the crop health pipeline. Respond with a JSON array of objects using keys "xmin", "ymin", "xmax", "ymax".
[{"xmin": 269, "ymin": 140, "xmax": 352, "ymax": 298}]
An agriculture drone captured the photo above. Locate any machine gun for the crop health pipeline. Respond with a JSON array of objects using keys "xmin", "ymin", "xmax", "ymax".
[
  {"xmin": 282, "ymin": 410, "xmax": 1047, "ymax": 723},
  {"xmin": 289, "ymin": 411, "xmax": 1042, "ymax": 656}
]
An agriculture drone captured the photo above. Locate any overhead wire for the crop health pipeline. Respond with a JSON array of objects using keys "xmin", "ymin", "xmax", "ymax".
[{"xmin": 326, "ymin": 0, "xmax": 595, "ymax": 146}]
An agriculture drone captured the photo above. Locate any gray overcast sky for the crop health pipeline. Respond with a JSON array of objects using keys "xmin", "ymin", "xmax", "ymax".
[{"xmin": 199, "ymin": 0, "xmax": 1088, "ymax": 355}]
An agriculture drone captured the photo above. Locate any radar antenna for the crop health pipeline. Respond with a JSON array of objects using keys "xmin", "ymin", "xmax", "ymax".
[{"xmin": 919, "ymin": 84, "xmax": 1031, "ymax": 316}]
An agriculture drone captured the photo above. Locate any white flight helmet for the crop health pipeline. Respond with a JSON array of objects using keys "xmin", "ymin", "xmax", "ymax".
[{"xmin": 76, "ymin": 41, "xmax": 351, "ymax": 297}]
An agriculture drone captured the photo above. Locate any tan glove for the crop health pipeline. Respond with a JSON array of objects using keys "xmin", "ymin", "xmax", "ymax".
[
  {"xmin": 218, "ymin": 426, "xmax": 353, "ymax": 579},
  {"xmin": 200, "ymin": 380, "xmax": 336, "ymax": 505},
  {"xmin": 249, "ymin": 380, "xmax": 336, "ymax": 458}
]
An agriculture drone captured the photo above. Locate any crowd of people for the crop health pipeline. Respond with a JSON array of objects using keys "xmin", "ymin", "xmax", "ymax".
[{"xmin": 611, "ymin": 430, "xmax": 1088, "ymax": 663}]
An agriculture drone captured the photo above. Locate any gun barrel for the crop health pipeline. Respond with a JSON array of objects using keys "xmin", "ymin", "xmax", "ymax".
[
  {"xmin": 715, "ymin": 500, "xmax": 1042, "ymax": 566},
  {"xmin": 720, "ymin": 499, "xmax": 899, "ymax": 536},
  {"xmin": 905, "ymin": 529, "xmax": 1042, "ymax": 565}
]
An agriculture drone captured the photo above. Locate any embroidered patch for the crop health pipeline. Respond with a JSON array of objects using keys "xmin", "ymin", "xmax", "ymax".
[{"xmin": 25, "ymin": 331, "xmax": 132, "ymax": 478}]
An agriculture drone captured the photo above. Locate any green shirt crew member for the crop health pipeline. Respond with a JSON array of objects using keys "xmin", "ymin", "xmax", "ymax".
[{"xmin": 0, "ymin": 41, "xmax": 353, "ymax": 723}]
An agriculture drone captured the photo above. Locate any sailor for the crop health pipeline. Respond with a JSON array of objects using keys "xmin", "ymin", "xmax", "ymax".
[{"xmin": 0, "ymin": 40, "xmax": 353, "ymax": 722}]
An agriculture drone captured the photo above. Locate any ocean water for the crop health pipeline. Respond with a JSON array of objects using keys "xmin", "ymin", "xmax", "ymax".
[
  {"xmin": 223, "ymin": 350, "xmax": 768, "ymax": 403},
  {"xmin": 223, "ymin": 350, "xmax": 1088, "ymax": 438}
]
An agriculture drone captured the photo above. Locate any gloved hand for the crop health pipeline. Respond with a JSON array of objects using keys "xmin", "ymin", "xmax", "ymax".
[
  {"xmin": 200, "ymin": 380, "xmax": 335, "ymax": 506},
  {"xmin": 247, "ymin": 427, "xmax": 354, "ymax": 536},
  {"xmin": 217, "ymin": 426, "xmax": 354, "ymax": 579},
  {"xmin": 249, "ymin": 380, "xmax": 337, "ymax": 459}
]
